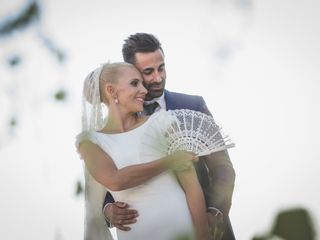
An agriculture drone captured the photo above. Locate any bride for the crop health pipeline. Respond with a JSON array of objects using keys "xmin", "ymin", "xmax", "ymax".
[{"xmin": 76, "ymin": 62, "xmax": 210, "ymax": 240}]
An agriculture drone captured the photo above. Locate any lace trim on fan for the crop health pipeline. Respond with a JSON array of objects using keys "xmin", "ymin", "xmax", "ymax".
[{"xmin": 140, "ymin": 109, "xmax": 235, "ymax": 158}]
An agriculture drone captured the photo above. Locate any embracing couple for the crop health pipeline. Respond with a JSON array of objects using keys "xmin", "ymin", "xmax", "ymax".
[{"xmin": 76, "ymin": 33, "xmax": 236, "ymax": 240}]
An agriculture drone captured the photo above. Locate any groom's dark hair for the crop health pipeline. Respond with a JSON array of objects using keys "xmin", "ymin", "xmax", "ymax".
[{"xmin": 122, "ymin": 33, "xmax": 164, "ymax": 64}]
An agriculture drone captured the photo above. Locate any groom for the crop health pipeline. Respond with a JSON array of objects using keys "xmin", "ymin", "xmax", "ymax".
[{"xmin": 103, "ymin": 33, "xmax": 236, "ymax": 239}]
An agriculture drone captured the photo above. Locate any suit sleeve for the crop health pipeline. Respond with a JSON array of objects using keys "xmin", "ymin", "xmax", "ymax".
[
  {"xmin": 102, "ymin": 192, "xmax": 115, "ymax": 227},
  {"xmin": 197, "ymin": 96, "xmax": 212, "ymax": 116},
  {"xmin": 202, "ymin": 150, "xmax": 235, "ymax": 216},
  {"xmin": 197, "ymin": 97, "xmax": 236, "ymax": 216}
]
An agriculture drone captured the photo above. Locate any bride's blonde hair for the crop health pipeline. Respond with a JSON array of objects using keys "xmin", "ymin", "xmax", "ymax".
[{"xmin": 99, "ymin": 62, "xmax": 136, "ymax": 104}]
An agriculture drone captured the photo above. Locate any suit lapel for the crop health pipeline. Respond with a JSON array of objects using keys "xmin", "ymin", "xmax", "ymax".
[{"xmin": 164, "ymin": 90, "xmax": 176, "ymax": 110}]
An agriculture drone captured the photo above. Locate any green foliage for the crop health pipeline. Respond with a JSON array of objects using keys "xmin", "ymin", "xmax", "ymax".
[
  {"xmin": 75, "ymin": 180, "xmax": 83, "ymax": 196},
  {"xmin": 173, "ymin": 233, "xmax": 194, "ymax": 240},
  {"xmin": 272, "ymin": 208, "xmax": 315, "ymax": 240},
  {"xmin": 8, "ymin": 55, "xmax": 22, "ymax": 67},
  {"xmin": 0, "ymin": 1, "xmax": 66, "ymax": 64},
  {"xmin": 40, "ymin": 34, "xmax": 67, "ymax": 63},
  {"xmin": 252, "ymin": 207, "xmax": 316, "ymax": 240},
  {"xmin": 0, "ymin": 1, "xmax": 40, "ymax": 36},
  {"xmin": 10, "ymin": 117, "xmax": 17, "ymax": 127},
  {"xmin": 54, "ymin": 89, "xmax": 67, "ymax": 101}
]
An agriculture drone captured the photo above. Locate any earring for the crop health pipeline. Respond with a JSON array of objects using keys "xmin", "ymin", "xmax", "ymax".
[{"xmin": 114, "ymin": 98, "xmax": 119, "ymax": 104}]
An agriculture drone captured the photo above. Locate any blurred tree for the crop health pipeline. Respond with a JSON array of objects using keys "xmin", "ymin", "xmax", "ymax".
[
  {"xmin": 7, "ymin": 55, "xmax": 22, "ymax": 67},
  {"xmin": 0, "ymin": 0, "xmax": 40, "ymax": 36},
  {"xmin": 9, "ymin": 117, "xmax": 17, "ymax": 127},
  {"xmin": 0, "ymin": 0, "xmax": 68, "ymax": 138},
  {"xmin": 0, "ymin": 0, "xmax": 66, "ymax": 64},
  {"xmin": 54, "ymin": 89, "xmax": 67, "ymax": 101},
  {"xmin": 75, "ymin": 180, "xmax": 84, "ymax": 196},
  {"xmin": 252, "ymin": 207, "xmax": 316, "ymax": 240}
]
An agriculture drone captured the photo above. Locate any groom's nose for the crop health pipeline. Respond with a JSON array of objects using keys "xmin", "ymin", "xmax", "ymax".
[{"xmin": 152, "ymin": 71, "xmax": 162, "ymax": 83}]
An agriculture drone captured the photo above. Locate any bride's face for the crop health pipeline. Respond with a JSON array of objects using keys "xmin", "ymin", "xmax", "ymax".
[{"xmin": 114, "ymin": 66, "xmax": 147, "ymax": 113}]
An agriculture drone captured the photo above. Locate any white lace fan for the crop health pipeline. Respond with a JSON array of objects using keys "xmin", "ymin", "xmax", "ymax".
[{"xmin": 141, "ymin": 109, "xmax": 235, "ymax": 158}]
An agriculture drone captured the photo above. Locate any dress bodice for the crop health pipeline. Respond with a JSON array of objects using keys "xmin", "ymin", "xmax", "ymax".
[{"xmin": 76, "ymin": 110, "xmax": 194, "ymax": 240}]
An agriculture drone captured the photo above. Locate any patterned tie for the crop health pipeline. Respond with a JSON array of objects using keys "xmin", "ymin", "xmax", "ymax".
[{"xmin": 144, "ymin": 102, "xmax": 159, "ymax": 115}]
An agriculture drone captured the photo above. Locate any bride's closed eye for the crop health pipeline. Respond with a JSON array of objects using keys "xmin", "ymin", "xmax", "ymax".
[{"xmin": 130, "ymin": 79, "xmax": 141, "ymax": 87}]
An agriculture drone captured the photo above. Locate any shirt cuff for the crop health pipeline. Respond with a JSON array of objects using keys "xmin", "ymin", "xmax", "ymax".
[
  {"xmin": 207, "ymin": 207, "xmax": 223, "ymax": 218},
  {"xmin": 102, "ymin": 203, "xmax": 114, "ymax": 228}
]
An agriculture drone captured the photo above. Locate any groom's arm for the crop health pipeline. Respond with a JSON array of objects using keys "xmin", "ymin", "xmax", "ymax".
[
  {"xmin": 102, "ymin": 192, "xmax": 115, "ymax": 227},
  {"xmin": 103, "ymin": 191, "xmax": 115, "ymax": 208},
  {"xmin": 197, "ymin": 96, "xmax": 236, "ymax": 215},
  {"xmin": 203, "ymin": 150, "xmax": 235, "ymax": 216}
]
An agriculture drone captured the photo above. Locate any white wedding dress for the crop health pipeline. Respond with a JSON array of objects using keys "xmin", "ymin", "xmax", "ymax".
[{"xmin": 76, "ymin": 111, "xmax": 195, "ymax": 240}]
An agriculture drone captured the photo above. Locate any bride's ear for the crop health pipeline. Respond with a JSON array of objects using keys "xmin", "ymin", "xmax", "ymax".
[
  {"xmin": 100, "ymin": 84, "xmax": 114, "ymax": 104},
  {"xmin": 106, "ymin": 85, "xmax": 114, "ymax": 96}
]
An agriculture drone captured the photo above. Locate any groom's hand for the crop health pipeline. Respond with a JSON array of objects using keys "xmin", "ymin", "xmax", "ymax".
[
  {"xmin": 104, "ymin": 201, "xmax": 139, "ymax": 231},
  {"xmin": 207, "ymin": 208, "xmax": 224, "ymax": 240}
]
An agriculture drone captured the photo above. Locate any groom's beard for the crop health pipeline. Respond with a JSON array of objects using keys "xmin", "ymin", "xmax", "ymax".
[{"xmin": 144, "ymin": 79, "xmax": 166, "ymax": 101}]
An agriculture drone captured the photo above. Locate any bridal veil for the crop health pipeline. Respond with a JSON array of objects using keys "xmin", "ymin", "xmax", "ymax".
[{"xmin": 78, "ymin": 64, "xmax": 113, "ymax": 240}]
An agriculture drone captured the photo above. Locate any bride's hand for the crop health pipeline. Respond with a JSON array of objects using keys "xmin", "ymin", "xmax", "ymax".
[{"xmin": 167, "ymin": 150, "xmax": 198, "ymax": 171}]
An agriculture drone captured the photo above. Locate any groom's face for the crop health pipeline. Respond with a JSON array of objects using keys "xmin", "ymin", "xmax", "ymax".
[{"xmin": 134, "ymin": 49, "xmax": 166, "ymax": 101}]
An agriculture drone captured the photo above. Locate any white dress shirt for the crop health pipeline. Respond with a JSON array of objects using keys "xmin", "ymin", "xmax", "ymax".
[{"xmin": 143, "ymin": 93, "xmax": 166, "ymax": 114}]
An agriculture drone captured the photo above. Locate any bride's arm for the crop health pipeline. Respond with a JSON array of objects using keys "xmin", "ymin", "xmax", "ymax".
[
  {"xmin": 78, "ymin": 141, "xmax": 195, "ymax": 191},
  {"xmin": 176, "ymin": 167, "xmax": 210, "ymax": 240}
]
